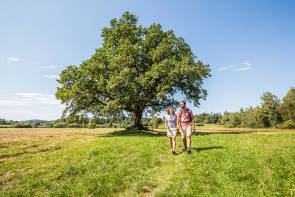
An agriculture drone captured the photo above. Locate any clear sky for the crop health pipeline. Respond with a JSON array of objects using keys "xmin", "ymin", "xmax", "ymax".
[{"xmin": 1, "ymin": 0, "xmax": 294, "ymax": 120}]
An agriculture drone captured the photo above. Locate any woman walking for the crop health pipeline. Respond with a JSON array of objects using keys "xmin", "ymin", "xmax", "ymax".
[{"xmin": 165, "ymin": 106, "xmax": 177, "ymax": 154}]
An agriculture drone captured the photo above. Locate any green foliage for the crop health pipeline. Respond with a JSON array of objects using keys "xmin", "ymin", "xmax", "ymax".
[
  {"xmin": 220, "ymin": 111, "xmax": 230, "ymax": 125},
  {"xmin": 224, "ymin": 113, "xmax": 241, "ymax": 128},
  {"xmin": 66, "ymin": 123, "xmax": 81, "ymax": 128},
  {"xmin": 88, "ymin": 119, "xmax": 96, "ymax": 129},
  {"xmin": 53, "ymin": 122, "xmax": 67, "ymax": 128},
  {"xmin": 56, "ymin": 12, "xmax": 210, "ymax": 127},
  {"xmin": 0, "ymin": 118, "xmax": 6, "ymax": 124},
  {"xmin": 12, "ymin": 122, "xmax": 32, "ymax": 128},
  {"xmin": 95, "ymin": 123, "xmax": 114, "ymax": 128},
  {"xmin": 195, "ymin": 112, "xmax": 222, "ymax": 124},
  {"xmin": 25, "ymin": 119, "xmax": 48, "ymax": 125},
  {"xmin": 0, "ymin": 118, "xmax": 17, "ymax": 125},
  {"xmin": 150, "ymin": 116, "xmax": 160, "ymax": 128},
  {"xmin": 32, "ymin": 122, "xmax": 40, "ymax": 128},
  {"xmin": 40, "ymin": 123, "xmax": 53, "ymax": 128},
  {"xmin": 218, "ymin": 91, "xmax": 288, "ymax": 129},
  {"xmin": 280, "ymin": 87, "xmax": 295, "ymax": 121},
  {"xmin": 252, "ymin": 107, "xmax": 268, "ymax": 128},
  {"xmin": 279, "ymin": 120, "xmax": 295, "ymax": 129},
  {"xmin": 221, "ymin": 106, "xmax": 273, "ymax": 129},
  {"xmin": 119, "ymin": 119, "xmax": 130, "ymax": 128},
  {"xmin": 261, "ymin": 92, "xmax": 282, "ymax": 127}
]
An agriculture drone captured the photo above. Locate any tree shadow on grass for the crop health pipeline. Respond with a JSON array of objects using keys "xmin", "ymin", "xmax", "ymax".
[
  {"xmin": 98, "ymin": 128, "xmax": 167, "ymax": 138},
  {"xmin": 98, "ymin": 130, "xmax": 253, "ymax": 138}
]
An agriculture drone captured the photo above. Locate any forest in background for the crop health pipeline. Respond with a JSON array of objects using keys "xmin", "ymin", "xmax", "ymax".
[{"xmin": 1, "ymin": 87, "xmax": 294, "ymax": 129}]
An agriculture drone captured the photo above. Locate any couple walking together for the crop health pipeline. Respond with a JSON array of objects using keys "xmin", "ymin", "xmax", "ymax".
[{"xmin": 165, "ymin": 100, "xmax": 195, "ymax": 154}]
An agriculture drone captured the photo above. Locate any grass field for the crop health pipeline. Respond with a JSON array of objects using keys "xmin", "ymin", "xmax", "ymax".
[{"xmin": 1, "ymin": 128, "xmax": 295, "ymax": 196}]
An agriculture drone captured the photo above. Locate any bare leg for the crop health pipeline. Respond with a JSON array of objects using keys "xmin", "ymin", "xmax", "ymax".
[
  {"xmin": 187, "ymin": 136, "xmax": 191, "ymax": 149},
  {"xmin": 172, "ymin": 136, "xmax": 176, "ymax": 151},
  {"xmin": 168, "ymin": 137, "xmax": 173, "ymax": 151},
  {"xmin": 182, "ymin": 138, "xmax": 187, "ymax": 148},
  {"xmin": 182, "ymin": 128, "xmax": 187, "ymax": 148}
]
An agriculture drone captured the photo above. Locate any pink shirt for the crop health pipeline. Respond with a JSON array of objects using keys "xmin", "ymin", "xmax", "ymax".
[{"xmin": 177, "ymin": 108, "xmax": 193, "ymax": 127}]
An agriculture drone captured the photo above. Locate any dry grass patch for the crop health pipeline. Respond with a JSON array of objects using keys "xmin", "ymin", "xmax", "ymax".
[
  {"xmin": 0, "ymin": 128, "xmax": 124, "ymax": 144},
  {"xmin": 0, "ymin": 128, "xmax": 122, "ymax": 164}
]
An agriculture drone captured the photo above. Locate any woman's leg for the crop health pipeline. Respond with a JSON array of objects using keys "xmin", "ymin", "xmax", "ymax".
[
  {"xmin": 172, "ymin": 136, "xmax": 176, "ymax": 151},
  {"xmin": 168, "ymin": 137, "xmax": 173, "ymax": 151}
]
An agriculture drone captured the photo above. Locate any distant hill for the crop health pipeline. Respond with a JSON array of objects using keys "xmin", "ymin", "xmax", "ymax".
[{"xmin": 21, "ymin": 119, "xmax": 51, "ymax": 124}]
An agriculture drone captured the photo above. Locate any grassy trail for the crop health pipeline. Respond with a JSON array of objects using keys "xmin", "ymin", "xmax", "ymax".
[{"xmin": 1, "ymin": 128, "xmax": 295, "ymax": 196}]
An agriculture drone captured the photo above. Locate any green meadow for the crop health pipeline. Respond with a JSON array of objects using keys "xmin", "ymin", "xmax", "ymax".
[{"xmin": 1, "ymin": 128, "xmax": 295, "ymax": 196}]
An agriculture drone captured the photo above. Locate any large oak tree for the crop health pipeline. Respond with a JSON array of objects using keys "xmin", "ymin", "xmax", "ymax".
[{"xmin": 56, "ymin": 12, "xmax": 211, "ymax": 128}]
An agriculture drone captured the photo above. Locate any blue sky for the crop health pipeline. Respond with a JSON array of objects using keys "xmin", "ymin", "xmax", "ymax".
[{"xmin": 0, "ymin": 0, "xmax": 294, "ymax": 120}]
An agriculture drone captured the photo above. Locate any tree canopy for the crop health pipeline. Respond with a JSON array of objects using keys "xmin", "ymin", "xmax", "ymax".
[
  {"xmin": 280, "ymin": 87, "xmax": 295, "ymax": 121},
  {"xmin": 261, "ymin": 92, "xmax": 282, "ymax": 127},
  {"xmin": 56, "ymin": 12, "xmax": 211, "ymax": 127}
]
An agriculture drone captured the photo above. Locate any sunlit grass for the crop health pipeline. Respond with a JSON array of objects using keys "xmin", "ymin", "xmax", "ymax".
[{"xmin": 1, "ymin": 128, "xmax": 295, "ymax": 196}]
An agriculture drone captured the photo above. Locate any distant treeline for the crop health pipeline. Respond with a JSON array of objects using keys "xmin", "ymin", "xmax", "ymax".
[
  {"xmin": 0, "ymin": 119, "xmax": 18, "ymax": 125},
  {"xmin": 195, "ymin": 87, "xmax": 295, "ymax": 129},
  {"xmin": 1, "ymin": 88, "xmax": 294, "ymax": 129},
  {"xmin": 0, "ymin": 115, "xmax": 162, "ymax": 129}
]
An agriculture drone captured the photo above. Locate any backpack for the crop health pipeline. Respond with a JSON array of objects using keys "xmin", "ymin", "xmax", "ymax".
[{"xmin": 180, "ymin": 108, "xmax": 192, "ymax": 123}]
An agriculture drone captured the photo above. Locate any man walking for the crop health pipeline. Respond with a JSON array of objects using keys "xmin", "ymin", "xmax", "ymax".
[{"xmin": 177, "ymin": 100, "xmax": 195, "ymax": 153}]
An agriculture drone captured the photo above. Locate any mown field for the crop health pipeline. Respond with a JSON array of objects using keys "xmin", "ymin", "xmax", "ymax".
[{"xmin": 1, "ymin": 128, "xmax": 295, "ymax": 196}]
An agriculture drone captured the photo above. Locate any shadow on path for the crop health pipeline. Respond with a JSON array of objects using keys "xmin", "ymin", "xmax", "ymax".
[
  {"xmin": 174, "ymin": 146, "xmax": 224, "ymax": 155},
  {"xmin": 191, "ymin": 146, "xmax": 223, "ymax": 152}
]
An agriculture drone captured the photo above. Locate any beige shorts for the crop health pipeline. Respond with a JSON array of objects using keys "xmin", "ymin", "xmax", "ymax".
[
  {"xmin": 167, "ymin": 127, "xmax": 177, "ymax": 137},
  {"xmin": 180, "ymin": 125, "xmax": 192, "ymax": 139}
]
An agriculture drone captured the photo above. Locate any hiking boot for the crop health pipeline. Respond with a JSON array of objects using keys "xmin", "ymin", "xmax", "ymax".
[
  {"xmin": 187, "ymin": 149, "xmax": 191, "ymax": 154},
  {"xmin": 172, "ymin": 151, "xmax": 176, "ymax": 155}
]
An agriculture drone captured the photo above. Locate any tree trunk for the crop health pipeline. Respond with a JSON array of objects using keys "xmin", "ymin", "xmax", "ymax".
[{"xmin": 131, "ymin": 105, "xmax": 144, "ymax": 129}]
